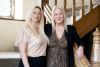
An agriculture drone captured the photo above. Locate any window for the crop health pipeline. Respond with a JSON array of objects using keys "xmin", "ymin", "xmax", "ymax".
[{"xmin": 0, "ymin": 0, "xmax": 14, "ymax": 19}]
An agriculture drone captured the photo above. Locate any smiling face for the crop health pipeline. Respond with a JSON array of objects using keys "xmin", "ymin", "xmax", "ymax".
[
  {"xmin": 31, "ymin": 7, "xmax": 42, "ymax": 24},
  {"xmin": 53, "ymin": 8, "xmax": 64, "ymax": 24}
]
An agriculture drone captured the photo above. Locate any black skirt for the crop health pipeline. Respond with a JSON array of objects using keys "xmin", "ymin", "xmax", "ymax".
[{"xmin": 18, "ymin": 56, "xmax": 46, "ymax": 67}]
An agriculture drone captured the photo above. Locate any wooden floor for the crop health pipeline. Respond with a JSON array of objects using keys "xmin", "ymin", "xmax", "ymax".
[{"xmin": 0, "ymin": 59, "xmax": 20, "ymax": 67}]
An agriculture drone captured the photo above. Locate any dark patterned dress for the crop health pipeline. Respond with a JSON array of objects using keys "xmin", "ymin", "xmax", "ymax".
[{"xmin": 47, "ymin": 31, "xmax": 68, "ymax": 67}]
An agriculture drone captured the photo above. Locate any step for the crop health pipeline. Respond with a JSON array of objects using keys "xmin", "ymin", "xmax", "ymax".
[{"xmin": 0, "ymin": 52, "xmax": 20, "ymax": 59}]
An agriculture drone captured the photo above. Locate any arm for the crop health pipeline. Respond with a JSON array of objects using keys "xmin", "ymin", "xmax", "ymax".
[
  {"xmin": 19, "ymin": 42, "xmax": 30, "ymax": 67},
  {"xmin": 72, "ymin": 25, "xmax": 83, "ymax": 46},
  {"xmin": 72, "ymin": 25, "xmax": 84, "ymax": 59},
  {"xmin": 16, "ymin": 28, "xmax": 30, "ymax": 67}
]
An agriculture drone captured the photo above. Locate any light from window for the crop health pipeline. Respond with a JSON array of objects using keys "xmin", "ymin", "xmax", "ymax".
[
  {"xmin": 0, "ymin": 0, "xmax": 13, "ymax": 19},
  {"xmin": 14, "ymin": 0, "xmax": 23, "ymax": 20}
]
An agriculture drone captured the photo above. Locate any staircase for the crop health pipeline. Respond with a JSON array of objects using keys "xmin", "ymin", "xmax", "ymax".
[{"xmin": 42, "ymin": 0, "xmax": 100, "ymax": 67}]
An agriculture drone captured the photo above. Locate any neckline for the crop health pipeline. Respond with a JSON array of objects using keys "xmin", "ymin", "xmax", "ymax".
[{"xmin": 54, "ymin": 30, "xmax": 64, "ymax": 41}]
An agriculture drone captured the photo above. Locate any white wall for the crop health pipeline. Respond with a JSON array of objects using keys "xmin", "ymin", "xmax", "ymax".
[
  {"xmin": 0, "ymin": 0, "xmax": 42, "ymax": 51},
  {"xmin": 0, "ymin": 20, "xmax": 25, "ymax": 51},
  {"xmin": 15, "ymin": 0, "xmax": 42, "ymax": 20},
  {"xmin": 23, "ymin": 0, "xmax": 42, "ymax": 19}
]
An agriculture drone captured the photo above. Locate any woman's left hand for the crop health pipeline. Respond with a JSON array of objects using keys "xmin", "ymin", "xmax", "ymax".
[{"xmin": 76, "ymin": 46, "xmax": 84, "ymax": 60}]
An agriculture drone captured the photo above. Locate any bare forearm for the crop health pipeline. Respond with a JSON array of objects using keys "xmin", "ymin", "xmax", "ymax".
[{"xmin": 19, "ymin": 44, "xmax": 30, "ymax": 67}]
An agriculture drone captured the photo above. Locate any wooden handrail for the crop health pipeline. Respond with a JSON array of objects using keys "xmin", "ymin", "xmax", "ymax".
[
  {"xmin": 75, "ymin": 5, "xmax": 100, "ymax": 38},
  {"xmin": 74, "ymin": 43, "xmax": 91, "ymax": 67}
]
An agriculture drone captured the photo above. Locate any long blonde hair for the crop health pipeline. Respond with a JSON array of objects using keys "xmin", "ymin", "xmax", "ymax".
[
  {"xmin": 51, "ymin": 6, "xmax": 68, "ymax": 32},
  {"xmin": 25, "ymin": 6, "xmax": 49, "ymax": 42}
]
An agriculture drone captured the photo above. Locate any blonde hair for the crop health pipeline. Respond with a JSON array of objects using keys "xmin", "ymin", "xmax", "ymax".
[
  {"xmin": 51, "ymin": 6, "xmax": 68, "ymax": 32},
  {"xmin": 25, "ymin": 6, "xmax": 49, "ymax": 42}
]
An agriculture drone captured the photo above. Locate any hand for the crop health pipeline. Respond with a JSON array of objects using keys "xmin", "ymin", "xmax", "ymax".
[
  {"xmin": 24, "ymin": 64, "xmax": 30, "ymax": 67},
  {"xmin": 25, "ymin": 66, "xmax": 30, "ymax": 67},
  {"xmin": 76, "ymin": 46, "xmax": 84, "ymax": 60}
]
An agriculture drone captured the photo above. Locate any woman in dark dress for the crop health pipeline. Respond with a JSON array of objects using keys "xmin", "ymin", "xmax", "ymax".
[{"xmin": 45, "ymin": 6, "xmax": 84, "ymax": 67}]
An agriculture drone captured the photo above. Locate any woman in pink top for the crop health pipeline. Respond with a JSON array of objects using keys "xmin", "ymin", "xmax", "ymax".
[{"xmin": 15, "ymin": 6, "xmax": 49, "ymax": 67}]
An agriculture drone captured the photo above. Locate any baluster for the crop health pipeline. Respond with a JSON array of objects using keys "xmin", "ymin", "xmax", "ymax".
[
  {"xmin": 91, "ymin": 27, "xmax": 100, "ymax": 67},
  {"xmin": 46, "ymin": 0, "xmax": 49, "ymax": 4},
  {"xmin": 55, "ymin": 0, "xmax": 57, "ymax": 5},
  {"xmin": 42, "ymin": 0, "xmax": 45, "ymax": 10},
  {"xmin": 90, "ymin": 0, "xmax": 93, "ymax": 10},
  {"xmin": 81, "ymin": 0, "xmax": 84, "ymax": 17},
  {"xmin": 72, "ymin": 0, "xmax": 76, "ymax": 24},
  {"xmin": 64, "ymin": 0, "xmax": 67, "ymax": 12},
  {"xmin": 43, "ymin": 0, "xmax": 49, "ymax": 24}
]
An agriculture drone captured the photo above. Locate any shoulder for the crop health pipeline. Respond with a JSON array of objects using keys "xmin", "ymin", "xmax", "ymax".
[
  {"xmin": 67, "ymin": 25, "xmax": 76, "ymax": 32},
  {"xmin": 44, "ymin": 23, "xmax": 52, "ymax": 37},
  {"xmin": 67, "ymin": 25, "xmax": 78, "ymax": 37},
  {"xmin": 67, "ymin": 25, "xmax": 75, "ymax": 29},
  {"xmin": 44, "ymin": 23, "xmax": 52, "ymax": 31},
  {"xmin": 19, "ymin": 26, "xmax": 30, "ymax": 37},
  {"xmin": 44, "ymin": 23, "xmax": 52, "ymax": 29}
]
